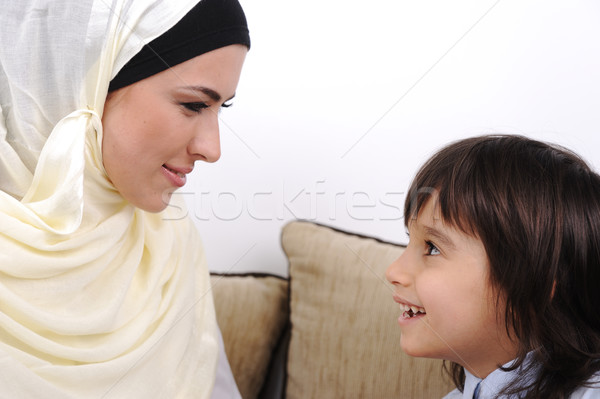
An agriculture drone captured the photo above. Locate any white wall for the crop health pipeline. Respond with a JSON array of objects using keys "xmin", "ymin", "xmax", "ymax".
[{"xmin": 183, "ymin": 0, "xmax": 600, "ymax": 277}]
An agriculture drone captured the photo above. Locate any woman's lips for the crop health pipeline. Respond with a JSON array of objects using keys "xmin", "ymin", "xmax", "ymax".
[{"xmin": 162, "ymin": 164, "xmax": 191, "ymax": 187}]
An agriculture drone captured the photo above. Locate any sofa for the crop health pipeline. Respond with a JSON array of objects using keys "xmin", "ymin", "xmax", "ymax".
[{"xmin": 210, "ymin": 220, "xmax": 454, "ymax": 399}]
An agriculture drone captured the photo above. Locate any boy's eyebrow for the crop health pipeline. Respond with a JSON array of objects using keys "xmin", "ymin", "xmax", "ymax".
[{"xmin": 424, "ymin": 226, "xmax": 456, "ymax": 250}]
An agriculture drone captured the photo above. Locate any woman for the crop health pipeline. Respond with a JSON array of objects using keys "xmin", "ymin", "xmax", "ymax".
[{"xmin": 0, "ymin": 0, "xmax": 249, "ymax": 397}]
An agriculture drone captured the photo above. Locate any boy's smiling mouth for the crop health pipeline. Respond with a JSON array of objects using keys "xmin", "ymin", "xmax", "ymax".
[
  {"xmin": 398, "ymin": 303, "xmax": 426, "ymax": 319},
  {"xmin": 393, "ymin": 295, "xmax": 427, "ymax": 319}
]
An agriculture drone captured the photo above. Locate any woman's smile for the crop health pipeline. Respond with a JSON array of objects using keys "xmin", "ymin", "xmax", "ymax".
[{"xmin": 162, "ymin": 164, "xmax": 193, "ymax": 187}]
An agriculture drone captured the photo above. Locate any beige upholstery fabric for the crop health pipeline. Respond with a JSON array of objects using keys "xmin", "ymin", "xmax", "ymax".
[
  {"xmin": 282, "ymin": 221, "xmax": 453, "ymax": 399},
  {"xmin": 211, "ymin": 274, "xmax": 289, "ymax": 399}
]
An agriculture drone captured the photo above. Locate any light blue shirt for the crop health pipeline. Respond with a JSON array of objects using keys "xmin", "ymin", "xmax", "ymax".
[{"xmin": 442, "ymin": 354, "xmax": 600, "ymax": 398}]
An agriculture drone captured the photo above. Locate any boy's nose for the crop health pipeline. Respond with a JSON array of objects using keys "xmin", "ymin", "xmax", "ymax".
[{"xmin": 385, "ymin": 250, "xmax": 412, "ymax": 287}]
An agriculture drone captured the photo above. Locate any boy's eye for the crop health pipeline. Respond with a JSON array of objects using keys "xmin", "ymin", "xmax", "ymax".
[
  {"xmin": 425, "ymin": 241, "xmax": 440, "ymax": 256},
  {"xmin": 181, "ymin": 102, "xmax": 209, "ymax": 113}
]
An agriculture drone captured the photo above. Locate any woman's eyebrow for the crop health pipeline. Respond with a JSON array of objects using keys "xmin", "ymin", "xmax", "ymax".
[
  {"xmin": 180, "ymin": 85, "xmax": 222, "ymax": 102},
  {"xmin": 180, "ymin": 85, "xmax": 236, "ymax": 103}
]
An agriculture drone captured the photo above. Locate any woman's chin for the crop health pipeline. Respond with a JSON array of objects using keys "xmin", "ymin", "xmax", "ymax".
[{"xmin": 130, "ymin": 194, "xmax": 171, "ymax": 213}]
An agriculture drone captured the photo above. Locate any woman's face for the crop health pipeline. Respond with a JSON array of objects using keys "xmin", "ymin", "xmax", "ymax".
[{"xmin": 101, "ymin": 44, "xmax": 247, "ymax": 212}]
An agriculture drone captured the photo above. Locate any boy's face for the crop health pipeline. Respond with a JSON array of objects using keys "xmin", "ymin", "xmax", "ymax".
[{"xmin": 385, "ymin": 197, "xmax": 516, "ymax": 378}]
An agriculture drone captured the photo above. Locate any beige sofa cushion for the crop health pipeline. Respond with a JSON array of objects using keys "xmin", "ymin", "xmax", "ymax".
[
  {"xmin": 211, "ymin": 274, "xmax": 289, "ymax": 399},
  {"xmin": 282, "ymin": 221, "xmax": 453, "ymax": 399}
]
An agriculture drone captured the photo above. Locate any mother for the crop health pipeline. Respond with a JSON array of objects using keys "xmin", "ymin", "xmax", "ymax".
[{"xmin": 0, "ymin": 1, "xmax": 249, "ymax": 397}]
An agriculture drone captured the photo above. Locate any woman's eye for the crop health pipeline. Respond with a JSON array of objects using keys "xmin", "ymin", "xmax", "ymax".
[
  {"xmin": 181, "ymin": 102, "xmax": 209, "ymax": 113},
  {"xmin": 425, "ymin": 241, "xmax": 440, "ymax": 256},
  {"xmin": 218, "ymin": 101, "xmax": 233, "ymax": 114}
]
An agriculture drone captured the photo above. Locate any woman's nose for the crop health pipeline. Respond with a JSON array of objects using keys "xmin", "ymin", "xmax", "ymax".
[{"xmin": 189, "ymin": 113, "xmax": 221, "ymax": 163}]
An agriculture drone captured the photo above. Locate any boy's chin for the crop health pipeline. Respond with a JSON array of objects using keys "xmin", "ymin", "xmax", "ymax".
[
  {"xmin": 399, "ymin": 335, "xmax": 442, "ymax": 360},
  {"xmin": 399, "ymin": 335, "xmax": 421, "ymax": 357}
]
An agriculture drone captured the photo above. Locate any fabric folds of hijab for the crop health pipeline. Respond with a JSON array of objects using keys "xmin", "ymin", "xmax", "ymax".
[
  {"xmin": 109, "ymin": 0, "xmax": 250, "ymax": 91},
  {"xmin": 0, "ymin": 1, "xmax": 220, "ymax": 397}
]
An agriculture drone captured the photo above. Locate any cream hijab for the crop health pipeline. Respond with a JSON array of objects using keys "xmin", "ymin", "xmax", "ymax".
[{"xmin": 0, "ymin": 1, "xmax": 218, "ymax": 397}]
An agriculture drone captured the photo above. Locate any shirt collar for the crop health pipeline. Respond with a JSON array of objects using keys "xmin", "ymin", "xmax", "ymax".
[{"xmin": 461, "ymin": 352, "xmax": 537, "ymax": 398}]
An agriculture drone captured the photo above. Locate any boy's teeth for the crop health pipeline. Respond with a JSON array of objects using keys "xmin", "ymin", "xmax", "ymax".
[{"xmin": 399, "ymin": 303, "xmax": 426, "ymax": 317}]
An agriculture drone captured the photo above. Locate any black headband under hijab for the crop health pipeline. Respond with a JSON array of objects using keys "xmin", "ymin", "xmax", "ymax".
[{"xmin": 108, "ymin": 0, "xmax": 250, "ymax": 92}]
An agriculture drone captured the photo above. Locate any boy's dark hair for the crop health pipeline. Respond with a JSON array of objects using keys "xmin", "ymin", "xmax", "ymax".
[{"xmin": 404, "ymin": 135, "xmax": 600, "ymax": 398}]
